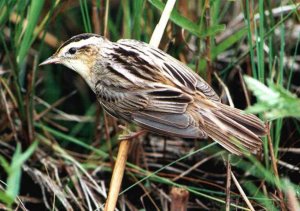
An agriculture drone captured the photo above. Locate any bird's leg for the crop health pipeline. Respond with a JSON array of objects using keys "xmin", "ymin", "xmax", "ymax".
[{"xmin": 118, "ymin": 125, "xmax": 146, "ymax": 140}]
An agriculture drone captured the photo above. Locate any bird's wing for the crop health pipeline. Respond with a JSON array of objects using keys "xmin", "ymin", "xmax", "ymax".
[
  {"xmin": 96, "ymin": 39, "xmax": 222, "ymax": 138},
  {"xmin": 116, "ymin": 39, "xmax": 220, "ymax": 101},
  {"xmin": 130, "ymin": 87, "xmax": 206, "ymax": 138},
  {"xmin": 96, "ymin": 78, "xmax": 207, "ymax": 138}
]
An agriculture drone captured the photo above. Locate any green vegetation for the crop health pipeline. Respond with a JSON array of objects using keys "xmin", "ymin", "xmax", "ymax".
[{"xmin": 0, "ymin": 0, "xmax": 299, "ymax": 210}]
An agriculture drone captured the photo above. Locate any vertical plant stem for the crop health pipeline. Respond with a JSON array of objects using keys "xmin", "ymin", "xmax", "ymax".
[
  {"xmin": 225, "ymin": 156, "xmax": 231, "ymax": 211},
  {"xmin": 104, "ymin": 0, "xmax": 110, "ymax": 37},
  {"xmin": 79, "ymin": 0, "xmax": 92, "ymax": 32},
  {"xmin": 238, "ymin": 67, "xmax": 251, "ymax": 106},
  {"xmin": 266, "ymin": 124, "xmax": 286, "ymax": 211},
  {"xmin": 170, "ymin": 187, "xmax": 189, "ymax": 211},
  {"xmin": 92, "ymin": 0, "xmax": 101, "ymax": 34},
  {"xmin": 121, "ymin": 0, "xmax": 131, "ymax": 38},
  {"xmin": 204, "ymin": 0, "xmax": 212, "ymax": 85},
  {"xmin": 104, "ymin": 139, "xmax": 131, "ymax": 211},
  {"xmin": 274, "ymin": 10, "xmax": 285, "ymax": 158},
  {"xmin": 245, "ymin": 0, "xmax": 257, "ymax": 78},
  {"xmin": 26, "ymin": 55, "xmax": 39, "ymax": 142},
  {"xmin": 258, "ymin": 0, "xmax": 264, "ymax": 82}
]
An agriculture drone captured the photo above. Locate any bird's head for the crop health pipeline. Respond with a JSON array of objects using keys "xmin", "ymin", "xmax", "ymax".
[{"xmin": 40, "ymin": 33, "xmax": 107, "ymax": 81}]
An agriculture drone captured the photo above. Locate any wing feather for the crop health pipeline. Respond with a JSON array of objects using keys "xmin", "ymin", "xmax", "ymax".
[
  {"xmin": 133, "ymin": 112, "xmax": 207, "ymax": 138},
  {"xmin": 116, "ymin": 39, "xmax": 220, "ymax": 101}
]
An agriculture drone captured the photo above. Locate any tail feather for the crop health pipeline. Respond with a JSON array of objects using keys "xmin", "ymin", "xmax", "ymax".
[
  {"xmin": 204, "ymin": 121, "xmax": 251, "ymax": 155},
  {"xmin": 218, "ymin": 103, "xmax": 266, "ymax": 136},
  {"xmin": 201, "ymin": 103, "xmax": 266, "ymax": 155}
]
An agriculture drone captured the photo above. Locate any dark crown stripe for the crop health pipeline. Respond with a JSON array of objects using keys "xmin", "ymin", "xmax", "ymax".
[{"xmin": 57, "ymin": 33, "xmax": 101, "ymax": 52}]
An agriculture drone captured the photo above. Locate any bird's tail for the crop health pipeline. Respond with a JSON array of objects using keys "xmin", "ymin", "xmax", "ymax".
[{"xmin": 200, "ymin": 102, "xmax": 266, "ymax": 155}]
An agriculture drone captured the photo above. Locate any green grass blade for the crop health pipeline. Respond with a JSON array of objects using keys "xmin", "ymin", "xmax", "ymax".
[
  {"xmin": 244, "ymin": 0, "xmax": 257, "ymax": 78},
  {"xmin": 17, "ymin": 0, "xmax": 45, "ymax": 68},
  {"xmin": 198, "ymin": 27, "xmax": 247, "ymax": 70},
  {"xmin": 258, "ymin": 0, "xmax": 265, "ymax": 82},
  {"xmin": 148, "ymin": 0, "xmax": 225, "ymax": 38},
  {"xmin": 35, "ymin": 123, "xmax": 108, "ymax": 158},
  {"xmin": 5, "ymin": 142, "xmax": 38, "ymax": 205},
  {"xmin": 132, "ymin": 0, "xmax": 145, "ymax": 39},
  {"xmin": 79, "ymin": 0, "xmax": 92, "ymax": 32},
  {"xmin": 121, "ymin": 0, "xmax": 131, "ymax": 38}
]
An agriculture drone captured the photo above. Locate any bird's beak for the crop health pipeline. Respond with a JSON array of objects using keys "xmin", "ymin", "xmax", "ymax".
[{"xmin": 39, "ymin": 56, "xmax": 60, "ymax": 66}]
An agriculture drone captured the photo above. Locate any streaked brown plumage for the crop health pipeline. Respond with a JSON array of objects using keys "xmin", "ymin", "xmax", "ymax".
[{"xmin": 40, "ymin": 33, "xmax": 266, "ymax": 155}]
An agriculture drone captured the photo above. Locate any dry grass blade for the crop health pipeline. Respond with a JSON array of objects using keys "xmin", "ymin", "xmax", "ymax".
[
  {"xmin": 0, "ymin": 84, "xmax": 19, "ymax": 142},
  {"xmin": 35, "ymin": 96, "xmax": 93, "ymax": 122},
  {"xmin": 76, "ymin": 167, "xmax": 97, "ymax": 210},
  {"xmin": 172, "ymin": 151, "xmax": 223, "ymax": 181},
  {"xmin": 149, "ymin": 0, "xmax": 176, "ymax": 47},
  {"xmin": 231, "ymin": 172, "xmax": 254, "ymax": 211},
  {"xmin": 35, "ymin": 90, "xmax": 77, "ymax": 121},
  {"xmin": 225, "ymin": 157, "xmax": 231, "ymax": 211},
  {"xmin": 214, "ymin": 72, "xmax": 234, "ymax": 107},
  {"xmin": 23, "ymin": 165, "xmax": 73, "ymax": 210}
]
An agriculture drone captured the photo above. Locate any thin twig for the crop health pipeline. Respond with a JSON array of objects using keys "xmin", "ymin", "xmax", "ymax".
[
  {"xmin": 172, "ymin": 151, "xmax": 223, "ymax": 181},
  {"xmin": 278, "ymin": 147, "xmax": 300, "ymax": 153},
  {"xmin": 35, "ymin": 91, "xmax": 77, "ymax": 121},
  {"xmin": 214, "ymin": 72, "xmax": 234, "ymax": 107},
  {"xmin": 0, "ymin": 84, "xmax": 19, "ymax": 142},
  {"xmin": 237, "ymin": 66, "xmax": 251, "ymax": 106}
]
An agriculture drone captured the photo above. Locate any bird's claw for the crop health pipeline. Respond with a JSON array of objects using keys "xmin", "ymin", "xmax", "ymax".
[{"xmin": 118, "ymin": 128, "xmax": 146, "ymax": 141}]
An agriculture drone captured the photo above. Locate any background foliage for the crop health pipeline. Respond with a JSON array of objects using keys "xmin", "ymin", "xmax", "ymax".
[{"xmin": 0, "ymin": 0, "xmax": 299, "ymax": 210}]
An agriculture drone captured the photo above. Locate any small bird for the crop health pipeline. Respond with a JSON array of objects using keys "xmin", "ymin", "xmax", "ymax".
[{"xmin": 40, "ymin": 33, "xmax": 266, "ymax": 155}]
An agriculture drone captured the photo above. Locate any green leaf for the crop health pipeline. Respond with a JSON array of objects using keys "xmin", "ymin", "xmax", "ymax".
[
  {"xmin": 0, "ymin": 156, "xmax": 10, "ymax": 174},
  {"xmin": 0, "ymin": 191, "xmax": 14, "ymax": 206},
  {"xmin": 35, "ymin": 123, "xmax": 108, "ymax": 158},
  {"xmin": 244, "ymin": 76, "xmax": 300, "ymax": 120},
  {"xmin": 5, "ymin": 142, "xmax": 38, "ymax": 203},
  {"xmin": 148, "ymin": 0, "xmax": 225, "ymax": 38}
]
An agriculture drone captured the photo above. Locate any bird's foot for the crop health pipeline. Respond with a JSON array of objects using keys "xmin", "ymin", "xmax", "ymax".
[{"xmin": 118, "ymin": 125, "xmax": 146, "ymax": 140}]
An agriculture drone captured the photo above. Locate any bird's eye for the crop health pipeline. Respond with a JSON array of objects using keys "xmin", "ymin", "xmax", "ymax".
[{"xmin": 68, "ymin": 47, "xmax": 77, "ymax": 54}]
